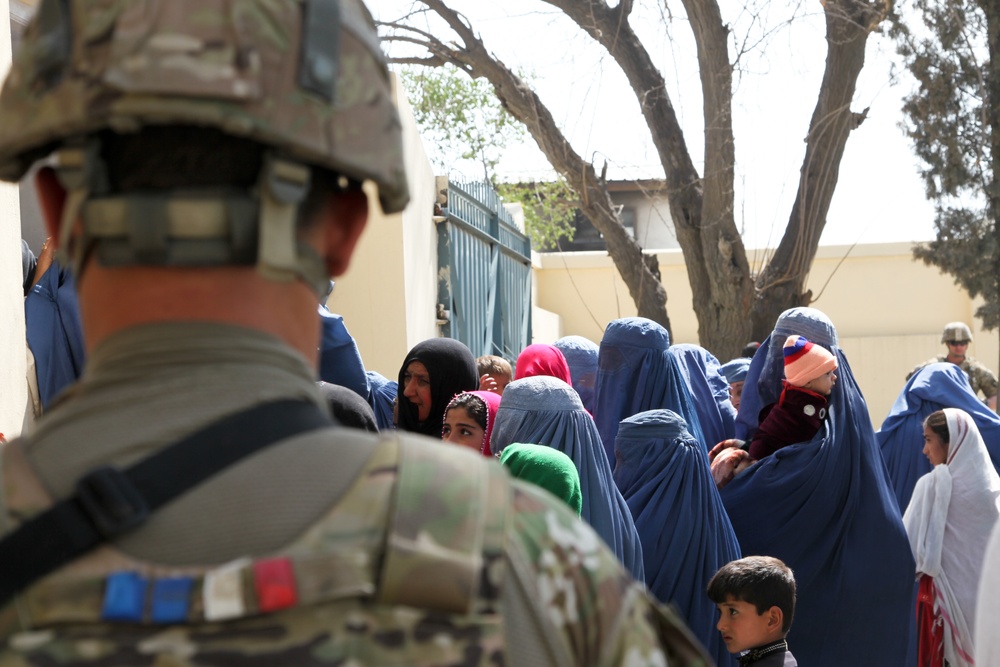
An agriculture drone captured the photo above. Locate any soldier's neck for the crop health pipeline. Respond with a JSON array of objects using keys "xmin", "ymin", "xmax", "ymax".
[{"xmin": 77, "ymin": 262, "xmax": 321, "ymax": 367}]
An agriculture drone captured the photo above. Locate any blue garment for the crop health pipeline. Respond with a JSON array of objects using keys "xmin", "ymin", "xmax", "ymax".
[
  {"xmin": 671, "ymin": 343, "xmax": 737, "ymax": 447},
  {"xmin": 365, "ymin": 371, "xmax": 397, "ymax": 432},
  {"xmin": 491, "ymin": 376, "xmax": 645, "ymax": 582},
  {"xmin": 723, "ymin": 308, "xmax": 914, "ymax": 667},
  {"xmin": 593, "ymin": 318, "xmax": 706, "ymax": 466},
  {"xmin": 613, "ymin": 410, "xmax": 740, "ymax": 667},
  {"xmin": 719, "ymin": 358, "xmax": 750, "ymax": 384},
  {"xmin": 878, "ymin": 362, "xmax": 1000, "ymax": 512},
  {"xmin": 554, "ymin": 335, "xmax": 599, "ymax": 414},
  {"xmin": 735, "ymin": 308, "xmax": 837, "ymax": 441},
  {"xmin": 25, "ymin": 262, "xmax": 85, "ymax": 409},
  {"xmin": 317, "ymin": 306, "xmax": 369, "ymax": 400}
]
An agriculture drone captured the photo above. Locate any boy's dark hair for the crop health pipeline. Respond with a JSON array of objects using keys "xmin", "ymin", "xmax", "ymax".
[{"xmin": 707, "ymin": 556, "xmax": 796, "ymax": 634}]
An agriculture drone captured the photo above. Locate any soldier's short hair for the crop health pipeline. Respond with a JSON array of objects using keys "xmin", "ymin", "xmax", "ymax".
[{"xmin": 101, "ymin": 126, "xmax": 356, "ymax": 230}]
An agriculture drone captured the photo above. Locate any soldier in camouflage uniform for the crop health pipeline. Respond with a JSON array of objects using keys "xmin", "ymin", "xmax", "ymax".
[
  {"xmin": 0, "ymin": 1, "xmax": 709, "ymax": 665},
  {"xmin": 907, "ymin": 322, "xmax": 999, "ymax": 410}
]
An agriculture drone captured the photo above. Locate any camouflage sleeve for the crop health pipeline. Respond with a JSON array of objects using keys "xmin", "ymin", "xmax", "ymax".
[
  {"xmin": 974, "ymin": 361, "xmax": 999, "ymax": 399},
  {"xmin": 505, "ymin": 480, "xmax": 710, "ymax": 667}
]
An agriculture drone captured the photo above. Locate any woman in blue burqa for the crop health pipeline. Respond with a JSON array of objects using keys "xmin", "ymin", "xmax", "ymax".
[
  {"xmin": 724, "ymin": 307, "xmax": 914, "ymax": 667},
  {"xmin": 671, "ymin": 343, "xmax": 737, "ymax": 447},
  {"xmin": 593, "ymin": 317, "xmax": 706, "ymax": 467},
  {"xmin": 554, "ymin": 335, "xmax": 600, "ymax": 414},
  {"xmin": 491, "ymin": 376, "xmax": 645, "ymax": 582},
  {"xmin": 613, "ymin": 409, "xmax": 740, "ymax": 667},
  {"xmin": 878, "ymin": 361, "xmax": 1000, "ymax": 512}
]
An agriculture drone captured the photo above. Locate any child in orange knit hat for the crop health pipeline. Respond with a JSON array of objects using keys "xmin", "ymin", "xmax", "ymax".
[{"xmin": 747, "ymin": 335, "xmax": 838, "ymax": 461}]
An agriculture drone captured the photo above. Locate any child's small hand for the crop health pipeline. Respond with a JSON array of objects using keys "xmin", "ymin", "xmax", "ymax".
[
  {"xmin": 479, "ymin": 374, "xmax": 499, "ymax": 393},
  {"xmin": 711, "ymin": 447, "xmax": 753, "ymax": 490},
  {"xmin": 709, "ymin": 438, "xmax": 746, "ymax": 462}
]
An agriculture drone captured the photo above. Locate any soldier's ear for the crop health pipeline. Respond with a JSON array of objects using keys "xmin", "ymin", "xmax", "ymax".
[
  {"xmin": 35, "ymin": 167, "xmax": 68, "ymax": 243},
  {"xmin": 320, "ymin": 189, "xmax": 368, "ymax": 277}
]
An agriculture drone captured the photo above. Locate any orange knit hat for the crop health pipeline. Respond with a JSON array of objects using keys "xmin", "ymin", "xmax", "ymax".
[{"xmin": 783, "ymin": 335, "xmax": 838, "ymax": 387}]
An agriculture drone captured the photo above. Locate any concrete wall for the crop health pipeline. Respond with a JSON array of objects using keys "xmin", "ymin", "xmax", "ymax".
[
  {"xmin": 533, "ymin": 242, "xmax": 999, "ymax": 428},
  {"xmin": 0, "ymin": 0, "xmax": 26, "ymax": 439},
  {"xmin": 331, "ymin": 74, "xmax": 439, "ymax": 381}
]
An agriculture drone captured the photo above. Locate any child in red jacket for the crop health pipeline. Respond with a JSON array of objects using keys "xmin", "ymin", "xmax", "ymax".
[{"xmin": 748, "ymin": 336, "xmax": 838, "ymax": 461}]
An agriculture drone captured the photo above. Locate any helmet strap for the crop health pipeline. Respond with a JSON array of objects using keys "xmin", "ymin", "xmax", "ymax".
[
  {"xmin": 256, "ymin": 154, "xmax": 330, "ymax": 296},
  {"xmin": 51, "ymin": 141, "xmax": 331, "ymax": 299}
]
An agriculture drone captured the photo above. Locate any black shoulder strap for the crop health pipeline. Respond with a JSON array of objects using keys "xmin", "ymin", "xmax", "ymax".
[{"xmin": 0, "ymin": 399, "xmax": 333, "ymax": 607}]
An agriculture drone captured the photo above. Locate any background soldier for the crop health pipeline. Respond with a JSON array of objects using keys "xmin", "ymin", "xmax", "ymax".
[
  {"xmin": 0, "ymin": 1, "xmax": 707, "ymax": 665},
  {"xmin": 908, "ymin": 322, "xmax": 999, "ymax": 410}
]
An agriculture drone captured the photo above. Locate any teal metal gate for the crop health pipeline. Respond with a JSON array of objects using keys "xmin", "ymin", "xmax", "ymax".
[{"xmin": 436, "ymin": 179, "xmax": 531, "ymax": 361}]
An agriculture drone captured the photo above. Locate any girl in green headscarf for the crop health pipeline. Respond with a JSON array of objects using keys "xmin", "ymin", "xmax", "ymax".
[{"xmin": 499, "ymin": 443, "xmax": 582, "ymax": 515}]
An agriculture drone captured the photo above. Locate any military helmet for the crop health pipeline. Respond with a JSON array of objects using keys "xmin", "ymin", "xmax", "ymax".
[
  {"xmin": 0, "ymin": 0, "xmax": 408, "ymax": 294},
  {"xmin": 941, "ymin": 322, "xmax": 974, "ymax": 344}
]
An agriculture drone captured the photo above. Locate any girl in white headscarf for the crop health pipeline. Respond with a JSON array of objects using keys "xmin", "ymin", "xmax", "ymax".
[{"xmin": 904, "ymin": 408, "xmax": 1000, "ymax": 667}]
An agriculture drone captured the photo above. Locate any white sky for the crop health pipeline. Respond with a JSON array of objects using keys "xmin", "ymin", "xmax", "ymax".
[{"xmin": 375, "ymin": 0, "xmax": 937, "ymax": 248}]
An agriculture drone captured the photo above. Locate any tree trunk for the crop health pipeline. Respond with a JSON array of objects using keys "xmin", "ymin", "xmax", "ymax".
[
  {"xmin": 547, "ymin": 0, "xmax": 753, "ymax": 359},
  {"xmin": 386, "ymin": 0, "xmax": 888, "ymax": 359},
  {"xmin": 751, "ymin": 0, "xmax": 888, "ymax": 339},
  {"xmin": 981, "ymin": 0, "xmax": 1000, "ymax": 371}
]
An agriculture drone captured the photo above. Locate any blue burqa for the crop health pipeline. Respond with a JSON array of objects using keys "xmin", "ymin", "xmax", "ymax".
[
  {"xmin": 554, "ymin": 335, "xmax": 600, "ymax": 414},
  {"xmin": 491, "ymin": 376, "xmax": 645, "ymax": 582},
  {"xmin": 24, "ymin": 262, "xmax": 85, "ymax": 409},
  {"xmin": 671, "ymin": 343, "xmax": 737, "ymax": 448},
  {"xmin": 878, "ymin": 361, "xmax": 1000, "ymax": 512},
  {"xmin": 365, "ymin": 371, "xmax": 398, "ymax": 432},
  {"xmin": 593, "ymin": 318, "xmax": 706, "ymax": 466},
  {"xmin": 725, "ymin": 307, "xmax": 914, "ymax": 667},
  {"xmin": 613, "ymin": 409, "xmax": 740, "ymax": 667},
  {"xmin": 317, "ymin": 306, "xmax": 370, "ymax": 400}
]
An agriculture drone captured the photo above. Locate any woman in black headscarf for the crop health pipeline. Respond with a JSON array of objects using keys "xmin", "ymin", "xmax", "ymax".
[{"xmin": 396, "ymin": 338, "xmax": 479, "ymax": 437}]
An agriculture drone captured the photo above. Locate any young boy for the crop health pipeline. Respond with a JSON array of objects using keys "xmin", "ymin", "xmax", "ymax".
[
  {"xmin": 708, "ymin": 556, "xmax": 798, "ymax": 666},
  {"xmin": 748, "ymin": 335, "xmax": 837, "ymax": 461},
  {"xmin": 720, "ymin": 357, "xmax": 751, "ymax": 411},
  {"xmin": 477, "ymin": 354, "xmax": 513, "ymax": 395}
]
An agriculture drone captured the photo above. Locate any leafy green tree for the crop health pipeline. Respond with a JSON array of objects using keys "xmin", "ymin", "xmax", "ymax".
[
  {"xmin": 893, "ymin": 0, "xmax": 1000, "ymax": 329},
  {"xmin": 400, "ymin": 65, "xmax": 577, "ymax": 251},
  {"xmin": 495, "ymin": 180, "xmax": 577, "ymax": 251},
  {"xmin": 399, "ymin": 64, "xmax": 524, "ymax": 180}
]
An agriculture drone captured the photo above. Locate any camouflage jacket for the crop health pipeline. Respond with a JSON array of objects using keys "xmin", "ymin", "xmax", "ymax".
[
  {"xmin": 908, "ymin": 355, "xmax": 999, "ymax": 400},
  {"xmin": 0, "ymin": 428, "xmax": 708, "ymax": 667},
  {"xmin": 0, "ymin": 323, "xmax": 709, "ymax": 665}
]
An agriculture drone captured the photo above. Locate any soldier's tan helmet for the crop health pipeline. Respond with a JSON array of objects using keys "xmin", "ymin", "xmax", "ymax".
[
  {"xmin": 0, "ymin": 0, "xmax": 407, "ymax": 214},
  {"xmin": 942, "ymin": 322, "xmax": 974, "ymax": 344}
]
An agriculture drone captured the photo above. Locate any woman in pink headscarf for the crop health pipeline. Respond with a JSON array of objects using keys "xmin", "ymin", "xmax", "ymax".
[{"xmin": 514, "ymin": 344, "xmax": 572, "ymax": 385}]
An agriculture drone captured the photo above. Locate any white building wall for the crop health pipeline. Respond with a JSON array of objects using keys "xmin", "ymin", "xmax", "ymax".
[
  {"xmin": 331, "ymin": 74, "xmax": 439, "ymax": 379},
  {"xmin": 533, "ymin": 242, "xmax": 1000, "ymax": 428},
  {"xmin": 0, "ymin": 0, "xmax": 26, "ymax": 438},
  {"xmin": 615, "ymin": 190, "xmax": 678, "ymax": 250}
]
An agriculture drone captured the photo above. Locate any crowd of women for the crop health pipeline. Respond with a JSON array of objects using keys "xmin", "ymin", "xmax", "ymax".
[{"xmin": 320, "ymin": 306, "xmax": 1000, "ymax": 667}]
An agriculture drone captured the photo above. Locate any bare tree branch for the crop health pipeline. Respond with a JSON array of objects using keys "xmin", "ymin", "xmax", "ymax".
[
  {"xmin": 391, "ymin": 0, "xmax": 672, "ymax": 330},
  {"xmin": 388, "ymin": 0, "xmax": 890, "ymax": 356}
]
